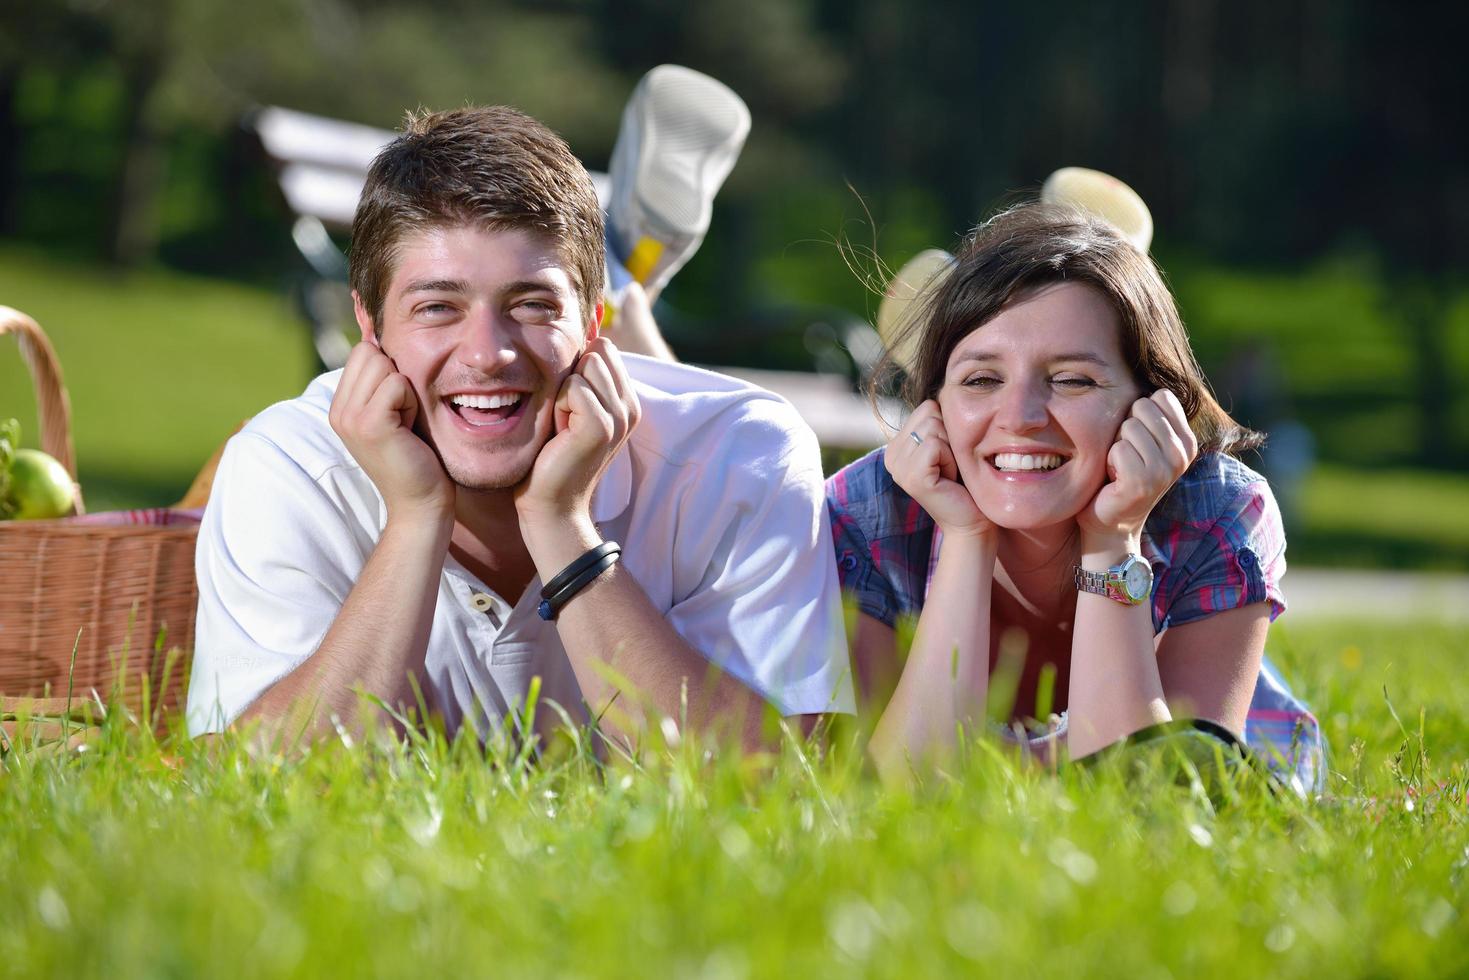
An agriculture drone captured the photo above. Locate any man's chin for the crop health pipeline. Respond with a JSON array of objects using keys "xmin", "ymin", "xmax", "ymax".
[
  {"xmin": 429, "ymin": 422, "xmax": 548, "ymax": 495},
  {"xmin": 443, "ymin": 461, "xmax": 534, "ymax": 495}
]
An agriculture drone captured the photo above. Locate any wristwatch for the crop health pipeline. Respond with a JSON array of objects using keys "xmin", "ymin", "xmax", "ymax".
[{"xmin": 1074, "ymin": 554, "xmax": 1153, "ymax": 606}]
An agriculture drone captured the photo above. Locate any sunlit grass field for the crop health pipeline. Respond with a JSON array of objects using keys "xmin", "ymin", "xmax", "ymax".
[{"xmin": 2, "ymin": 617, "xmax": 1466, "ymax": 977}]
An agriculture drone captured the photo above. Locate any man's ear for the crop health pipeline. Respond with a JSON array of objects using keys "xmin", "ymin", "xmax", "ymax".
[
  {"xmin": 587, "ymin": 299, "xmax": 604, "ymax": 342},
  {"xmin": 351, "ymin": 291, "xmax": 380, "ymax": 347}
]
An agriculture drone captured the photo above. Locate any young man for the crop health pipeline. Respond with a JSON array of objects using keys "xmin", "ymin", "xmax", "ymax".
[{"xmin": 186, "ymin": 106, "xmax": 853, "ymax": 748}]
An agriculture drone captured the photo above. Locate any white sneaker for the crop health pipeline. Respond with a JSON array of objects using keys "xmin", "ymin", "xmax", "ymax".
[{"xmin": 605, "ymin": 65, "xmax": 750, "ymax": 303}]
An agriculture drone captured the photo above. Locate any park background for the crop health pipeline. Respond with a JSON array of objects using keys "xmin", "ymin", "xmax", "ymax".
[
  {"xmin": 3, "ymin": 2, "xmax": 1469, "ymax": 977},
  {"xmin": 2, "ymin": 0, "xmax": 1468, "ymax": 573}
]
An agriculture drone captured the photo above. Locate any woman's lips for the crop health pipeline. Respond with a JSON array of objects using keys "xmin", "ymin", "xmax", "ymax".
[
  {"xmin": 987, "ymin": 451, "xmax": 1069, "ymax": 473},
  {"xmin": 978, "ymin": 452, "xmax": 1072, "ymax": 487}
]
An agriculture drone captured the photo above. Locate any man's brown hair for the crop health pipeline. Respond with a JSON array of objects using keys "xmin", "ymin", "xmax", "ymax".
[
  {"xmin": 880, "ymin": 202, "xmax": 1261, "ymax": 457},
  {"xmin": 350, "ymin": 105, "xmax": 605, "ymax": 334}
]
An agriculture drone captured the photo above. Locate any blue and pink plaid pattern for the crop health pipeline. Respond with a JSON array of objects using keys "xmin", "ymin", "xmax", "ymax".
[{"xmin": 827, "ymin": 448, "xmax": 1326, "ymax": 794}]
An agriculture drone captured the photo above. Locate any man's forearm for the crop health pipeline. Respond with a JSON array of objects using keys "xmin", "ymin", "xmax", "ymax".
[
  {"xmin": 235, "ymin": 514, "xmax": 452, "ymax": 742},
  {"xmin": 550, "ymin": 559, "xmax": 780, "ymax": 752},
  {"xmin": 526, "ymin": 515, "xmax": 779, "ymax": 751}
]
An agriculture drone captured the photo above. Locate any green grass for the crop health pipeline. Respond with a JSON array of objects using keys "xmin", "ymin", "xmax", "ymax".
[
  {"xmin": 1170, "ymin": 253, "xmax": 1469, "ymax": 468},
  {"xmin": 1290, "ymin": 464, "xmax": 1469, "ymax": 571},
  {"xmin": 1, "ymin": 619, "xmax": 1466, "ymax": 977},
  {"xmin": 0, "ymin": 242, "xmax": 315, "ymax": 510}
]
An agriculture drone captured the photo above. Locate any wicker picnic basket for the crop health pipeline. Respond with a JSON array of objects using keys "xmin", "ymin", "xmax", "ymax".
[{"xmin": 1, "ymin": 306, "xmax": 199, "ymax": 729}]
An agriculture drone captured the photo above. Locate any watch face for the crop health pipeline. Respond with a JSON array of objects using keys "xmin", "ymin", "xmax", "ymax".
[{"xmin": 1124, "ymin": 560, "xmax": 1152, "ymax": 600}]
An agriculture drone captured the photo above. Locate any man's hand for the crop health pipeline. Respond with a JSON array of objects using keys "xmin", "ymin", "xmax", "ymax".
[
  {"xmin": 329, "ymin": 341, "xmax": 454, "ymax": 525},
  {"xmin": 885, "ymin": 400, "xmax": 994, "ymax": 540},
  {"xmin": 1078, "ymin": 389, "xmax": 1197, "ymax": 545},
  {"xmin": 514, "ymin": 338, "xmax": 641, "ymax": 547}
]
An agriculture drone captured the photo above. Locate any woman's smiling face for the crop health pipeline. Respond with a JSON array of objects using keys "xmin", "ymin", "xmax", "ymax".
[{"xmin": 936, "ymin": 282, "xmax": 1142, "ymax": 532}]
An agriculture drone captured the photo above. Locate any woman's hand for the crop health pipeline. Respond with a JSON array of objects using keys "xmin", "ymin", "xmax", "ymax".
[
  {"xmin": 885, "ymin": 400, "xmax": 994, "ymax": 539},
  {"xmin": 1078, "ymin": 389, "xmax": 1197, "ymax": 543}
]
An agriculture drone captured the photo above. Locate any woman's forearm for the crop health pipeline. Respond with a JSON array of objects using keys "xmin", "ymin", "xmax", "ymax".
[
  {"xmin": 1066, "ymin": 533, "xmax": 1170, "ymax": 759},
  {"xmin": 869, "ymin": 533, "xmax": 997, "ymax": 783}
]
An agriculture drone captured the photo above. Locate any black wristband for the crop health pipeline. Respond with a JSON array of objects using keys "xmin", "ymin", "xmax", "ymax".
[
  {"xmin": 537, "ymin": 549, "xmax": 620, "ymax": 621},
  {"xmin": 540, "ymin": 541, "xmax": 621, "ymax": 599}
]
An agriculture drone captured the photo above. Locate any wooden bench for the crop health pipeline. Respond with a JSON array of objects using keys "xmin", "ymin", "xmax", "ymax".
[{"xmin": 244, "ymin": 105, "xmax": 891, "ymax": 450}]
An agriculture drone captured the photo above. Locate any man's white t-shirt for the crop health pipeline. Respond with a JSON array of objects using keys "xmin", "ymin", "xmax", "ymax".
[{"xmin": 186, "ymin": 354, "xmax": 855, "ymax": 736}]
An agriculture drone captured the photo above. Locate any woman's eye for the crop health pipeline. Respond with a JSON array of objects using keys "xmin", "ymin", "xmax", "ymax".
[
  {"xmin": 962, "ymin": 375, "xmax": 1000, "ymax": 389},
  {"xmin": 1052, "ymin": 376, "xmax": 1096, "ymax": 389}
]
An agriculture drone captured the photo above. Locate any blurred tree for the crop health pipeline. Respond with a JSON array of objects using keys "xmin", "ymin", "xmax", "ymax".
[
  {"xmin": 0, "ymin": 64, "xmax": 17, "ymax": 236},
  {"xmin": 1, "ymin": 0, "xmax": 1464, "ymax": 464},
  {"xmin": 2, "ymin": 0, "xmax": 627, "ymax": 266},
  {"xmin": 1348, "ymin": 2, "xmax": 1469, "ymax": 467}
]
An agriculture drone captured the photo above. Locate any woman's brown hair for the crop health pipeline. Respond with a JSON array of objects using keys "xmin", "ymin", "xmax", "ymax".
[{"xmin": 878, "ymin": 202, "xmax": 1261, "ymax": 456}]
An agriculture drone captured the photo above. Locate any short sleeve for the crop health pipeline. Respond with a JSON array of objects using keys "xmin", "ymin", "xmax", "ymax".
[
  {"xmin": 660, "ymin": 409, "xmax": 856, "ymax": 717},
  {"xmin": 827, "ymin": 472, "xmax": 902, "ymax": 629},
  {"xmin": 1158, "ymin": 477, "xmax": 1288, "ymax": 630},
  {"xmin": 186, "ymin": 431, "xmax": 373, "ymax": 734},
  {"xmin": 823, "ymin": 449, "xmax": 933, "ymax": 630}
]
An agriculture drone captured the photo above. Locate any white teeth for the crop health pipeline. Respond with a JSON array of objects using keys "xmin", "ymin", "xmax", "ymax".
[
  {"xmin": 992, "ymin": 452, "xmax": 1064, "ymax": 472},
  {"xmin": 450, "ymin": 393, "xmax": 521, "ymax": 410}
]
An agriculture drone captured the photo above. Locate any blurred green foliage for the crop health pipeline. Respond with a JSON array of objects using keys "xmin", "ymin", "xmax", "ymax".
[
  {"xmin": 1, "ymin": 0, "xmax": 1466, "ymax": 468},
  {"xmin": 1293, "ymin": 465, "xmax": 1469, "ymax": 571},
  {"xmin": 0, "ymin": 242, "xmax": 313, "ymax": 510}
]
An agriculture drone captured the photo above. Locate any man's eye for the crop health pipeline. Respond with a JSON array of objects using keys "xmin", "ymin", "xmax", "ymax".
[
  {"xmin": 416, "ymin": 302, "xmax": 455, "ymax": 317},
  {"xmin": 515, "ymin": 299, "xmax": 558, "ymax": 320}
]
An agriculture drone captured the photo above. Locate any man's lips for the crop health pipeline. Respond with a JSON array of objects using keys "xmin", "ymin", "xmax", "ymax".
[
  {"xmin": 449, "ymin": 391, "xmax": 524, "ymax": 411},
  {"xmin": 442, "ymin": 391, "xmax": 531, "ymax": 432}
]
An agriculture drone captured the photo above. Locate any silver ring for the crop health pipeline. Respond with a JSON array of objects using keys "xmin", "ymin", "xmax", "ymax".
[{"xmin": 909, "ymin": 430, "xmax": 923, "ymax": 447}]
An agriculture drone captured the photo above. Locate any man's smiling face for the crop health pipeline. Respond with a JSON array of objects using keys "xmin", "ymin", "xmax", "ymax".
[{"xmin": 356, "ymin": 222, "xmax": 599, "ymax": 492}]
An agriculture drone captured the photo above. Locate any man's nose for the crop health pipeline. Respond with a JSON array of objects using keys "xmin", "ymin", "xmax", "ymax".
[
  {"xmin": 995, "ymin": 377, "xmax": 1050, "ymax": 433},
  {"xmin": 455, "ymin": 307, "xmax": 517, "ymax": 371}
]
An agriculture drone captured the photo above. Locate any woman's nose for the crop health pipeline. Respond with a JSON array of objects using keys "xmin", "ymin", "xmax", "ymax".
[{"xmin": 995, "ymin": 377, "xmax": 1050, "ymax": 433}]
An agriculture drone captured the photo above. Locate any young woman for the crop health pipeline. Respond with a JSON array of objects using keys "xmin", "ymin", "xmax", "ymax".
[{"xmin": 828, "ymin": 203, "xmax": 1322, "ymax": 788}]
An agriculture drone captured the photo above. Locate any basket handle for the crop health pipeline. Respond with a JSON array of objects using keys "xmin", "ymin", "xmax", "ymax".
[{"xmin": 0, "ymin": 306, "xmax": 79, "ymax": 481}]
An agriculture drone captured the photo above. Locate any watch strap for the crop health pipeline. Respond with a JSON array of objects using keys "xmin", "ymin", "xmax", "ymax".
[
  {"xmin": 1073, "ymin": 565, "xmax": 1109, "ymax": 597},
  {"xmin": 1074, "ymin": 555, "xmax": 1150, "ymax": 606}
]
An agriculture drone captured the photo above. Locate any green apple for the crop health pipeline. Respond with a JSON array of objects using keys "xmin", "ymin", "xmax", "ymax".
[{"xmin": 6, "ymin": 448, "xmax": 77, "ymax": 520}]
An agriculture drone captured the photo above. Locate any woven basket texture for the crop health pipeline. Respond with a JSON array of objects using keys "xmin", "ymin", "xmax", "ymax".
[
  {"xmin": 0, "ymin": 522, "xmax": 197, "ymax": 717},
  {"xmin": 2, "ymin": 306, "xmax": 197, "ymax": 726}
]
